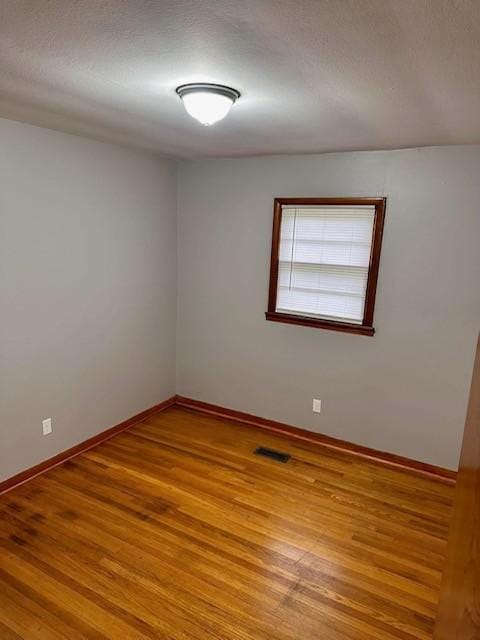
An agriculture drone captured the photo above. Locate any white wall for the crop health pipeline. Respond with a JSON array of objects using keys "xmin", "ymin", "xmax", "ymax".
[
  {"xmin": 2, "ymin": 126, "xmax": 477, "ymax": 478},
  {"xmin": 177, "ymin": 146, "xmax": 480, "ymax": 470},
  {"xmin": 0, "ymin": 118, "xmax": 177, "ymax": 481}
]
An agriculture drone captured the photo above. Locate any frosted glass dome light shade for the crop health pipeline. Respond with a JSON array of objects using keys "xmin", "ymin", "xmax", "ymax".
[{"xmin": 176, "ymin": 83, "xmax": 240, "ymax": 126}]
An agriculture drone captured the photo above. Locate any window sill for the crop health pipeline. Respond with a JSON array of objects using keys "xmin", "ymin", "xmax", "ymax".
[{"xmin": 265, "ymin": 311, "xmax": 375, "ymax": 336}]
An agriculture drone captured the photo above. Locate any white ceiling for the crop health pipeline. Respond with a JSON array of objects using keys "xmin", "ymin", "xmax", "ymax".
[{"xmin": 1, "ymin": 0, "xmax": 480, "ymax": 158}]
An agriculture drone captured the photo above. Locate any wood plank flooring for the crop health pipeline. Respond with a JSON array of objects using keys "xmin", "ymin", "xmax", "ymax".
[{"xmin": 0, "ymin": 407, "xmax": 454, "ymax": 639}]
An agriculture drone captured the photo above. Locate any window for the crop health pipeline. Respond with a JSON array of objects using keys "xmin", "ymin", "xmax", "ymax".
[{"xmin": 266, "ymin": 198, "xmax": 386, "ymax": 336}]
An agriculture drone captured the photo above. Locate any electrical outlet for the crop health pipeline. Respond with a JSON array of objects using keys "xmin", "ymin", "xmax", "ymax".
[
  {"xmin": 42, "ymin": 418, "xmax": 52, "ymax": 436},
  {"xmin": 312, "ymin": 399, "xmax": 322, "ymax": 414}
]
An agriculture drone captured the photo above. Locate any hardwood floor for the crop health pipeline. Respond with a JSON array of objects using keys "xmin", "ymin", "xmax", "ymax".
[{"xmin": 0, "ymin": 407, "xmax": 454, "ymax": 639}]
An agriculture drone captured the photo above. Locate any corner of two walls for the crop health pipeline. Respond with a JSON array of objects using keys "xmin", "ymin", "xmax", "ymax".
[{"xmin": 2, "ymin": 122, "xmax": 479, "ymax": 482}]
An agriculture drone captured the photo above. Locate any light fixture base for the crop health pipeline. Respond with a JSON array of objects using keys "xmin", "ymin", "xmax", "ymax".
[{"xmin": 175, "ymin": 83, "xmax": 241, "ymax": 102}]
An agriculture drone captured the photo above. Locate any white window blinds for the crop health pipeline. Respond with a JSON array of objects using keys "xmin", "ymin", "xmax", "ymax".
[{"xmin": 276, "ymin": 205, "xmax": 375, "ymax": 324}]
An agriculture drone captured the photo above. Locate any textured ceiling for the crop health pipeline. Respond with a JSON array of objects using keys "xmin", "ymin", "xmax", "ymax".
[{"xmin": 1, "ymin": 0, "xmax": 480, "ymax": 157}]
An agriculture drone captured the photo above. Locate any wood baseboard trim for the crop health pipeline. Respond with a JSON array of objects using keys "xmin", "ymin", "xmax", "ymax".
[
  {"xmin": 174, "ymin": 395, "xmax": 457, "ymax": 485},
  {"xmin": 0, "ymin": 396, "xmax": 176, "ymax": 496},
  {"xmin": 1, "ymin": 393, "xmax": 456, "ymax": 495}
]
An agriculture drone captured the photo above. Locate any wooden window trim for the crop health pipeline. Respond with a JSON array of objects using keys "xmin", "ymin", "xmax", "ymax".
[{"xmin": 266, "ymin": 197, "xmax": 386, "ymax": 336}]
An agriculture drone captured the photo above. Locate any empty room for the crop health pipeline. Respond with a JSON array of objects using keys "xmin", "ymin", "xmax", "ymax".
[{"xmin": 1, "ymin": 1, "xmax": 479, "ymax": 639}]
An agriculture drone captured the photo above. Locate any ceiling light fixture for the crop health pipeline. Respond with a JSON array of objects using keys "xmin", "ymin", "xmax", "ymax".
[{"xmin": 176, "ymin": 83, "xmax": 240, "ymax": 126}]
